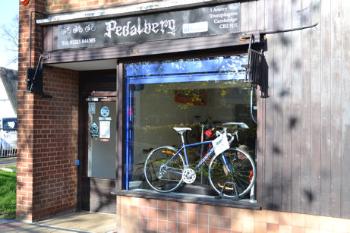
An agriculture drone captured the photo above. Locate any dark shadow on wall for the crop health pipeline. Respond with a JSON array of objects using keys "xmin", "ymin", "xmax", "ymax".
[
  {"xmin": 89, "ymin": 179, "xmax": 116, "ymax": 213},
  {"xmin": 258, "ymin": 28, "xmax": 321, "ymax": 214},
  {"xmin": 258, "ymin": 54, "xmax": 269, "ymax": 98}
]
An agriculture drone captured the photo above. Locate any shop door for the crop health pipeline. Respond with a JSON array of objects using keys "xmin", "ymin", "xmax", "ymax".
[{"xmin": 85, "ymin": 97, "xmax": 117, "ymax": 213}]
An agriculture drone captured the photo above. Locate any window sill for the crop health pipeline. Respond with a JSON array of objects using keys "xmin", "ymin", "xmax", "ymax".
[{"xmin": 115, "ymin": 189, "xmax": 261, "ymax": 210}]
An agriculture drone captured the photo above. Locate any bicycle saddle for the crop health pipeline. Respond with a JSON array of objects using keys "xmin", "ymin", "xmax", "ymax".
[
  {"xmin": 222, "ymin": 122, "xmax": 249, "ymax": 129},
  {"xmin": 173, "ymin": 127, "xmax": 192, "ymax": 134}
]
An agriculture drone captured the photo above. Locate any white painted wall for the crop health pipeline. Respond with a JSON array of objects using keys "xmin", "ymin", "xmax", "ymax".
[{"xmin": 0, "ymin": 79, "xmax": 16, "ymax": 119}]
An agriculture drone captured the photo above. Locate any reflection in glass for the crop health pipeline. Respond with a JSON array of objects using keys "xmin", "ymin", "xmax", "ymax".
[{"xmin": 124, "ymin": 55, "xmax": 256, "ymax": 197}]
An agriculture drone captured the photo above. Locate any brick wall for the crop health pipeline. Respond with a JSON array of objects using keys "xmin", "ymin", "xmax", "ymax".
[
  {"xmin": 17, "ymin": 67, "xmax": 79, "ymax": 221},
  {"xmin": 46, "ymin": 0, "xmax": 154, "ymax": 13},
  {"xmin": 17, "ymin": 0, "xmax": 79, "ymax": 221},
  {"xmin": 116, "ymin": 196, "xmax": 350, "ymax": 233},
  {"xmin": 31, "ymin": 67, "xmax": 79, "ymax": 220},
  {"xmin": 17, "ymin": 0, "xmax": 45, "ymax": 221}
]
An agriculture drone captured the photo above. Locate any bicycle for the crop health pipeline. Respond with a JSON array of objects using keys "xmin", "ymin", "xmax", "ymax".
[{"xmin": 143, "ymin": 122, "xmax": 256, "ymax": 198}]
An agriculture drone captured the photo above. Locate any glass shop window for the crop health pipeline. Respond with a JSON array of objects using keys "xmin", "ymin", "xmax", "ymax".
[{"xmin": 124, "ymin": 54, "xmax": 257, "ymax": 199}]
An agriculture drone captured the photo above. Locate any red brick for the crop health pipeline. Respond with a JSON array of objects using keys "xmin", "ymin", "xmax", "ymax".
[
  {"xmin": 17, "ymin": 0, "xmax": 79, "ymax": 220},
  {"xmin": 158, "ymin": 220, "xmax": 168, "ymax": 232}
]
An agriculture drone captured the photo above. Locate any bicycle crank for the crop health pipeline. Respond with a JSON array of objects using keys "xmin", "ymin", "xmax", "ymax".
[{"xmin": 182, "ymin": 168, "xmax": 196, "ymax": 184}]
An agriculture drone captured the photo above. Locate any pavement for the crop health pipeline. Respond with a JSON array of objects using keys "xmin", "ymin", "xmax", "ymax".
[
  {"xmin": 0, "ymin": 159, "xmax": 117, "ymax": 232},
  {"xmin": 0, "ymin": 157, "xmax": 16, "ymax": 169},
  {"xmin": 0, "ymin": 212, "xmax": 117, "ymax": 233}
]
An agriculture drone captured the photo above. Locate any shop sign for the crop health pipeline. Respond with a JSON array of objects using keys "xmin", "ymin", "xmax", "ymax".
[{"xmin": 50, "ymin": 3, "xmax": 241, "ymax": 50}]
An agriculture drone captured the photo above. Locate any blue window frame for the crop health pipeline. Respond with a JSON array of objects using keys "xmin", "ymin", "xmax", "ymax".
[{"xmin": 124, "ymin": 54, "xmax": 248, "ymax": 190}]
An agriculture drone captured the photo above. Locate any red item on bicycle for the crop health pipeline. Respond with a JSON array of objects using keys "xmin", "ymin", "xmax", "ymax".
[
  {"xmin": 249, "ymin": 170, "xmax": 254, "ymax": 181},
  {"xmin": 204, "ymin": 129, "xmax": 213, "ymax": 138}
]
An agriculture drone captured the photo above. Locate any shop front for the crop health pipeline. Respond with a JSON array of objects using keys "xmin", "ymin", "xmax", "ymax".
[
  {"xmin": 33, "ymin": 1, "xmax": 262, "ymax": 216},
  {"xmin": 17, "ymin": 0, "xmax": 350, "ymax": 232}
]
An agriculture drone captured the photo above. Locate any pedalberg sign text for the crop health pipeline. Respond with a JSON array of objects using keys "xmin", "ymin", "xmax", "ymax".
[
  {"xmin": 104, "ymin": 18, "xmax": 176, "ymax": 38},
  {"xmin": 51, "ymin": 3, "xmax": 241, "ymax": 50}
]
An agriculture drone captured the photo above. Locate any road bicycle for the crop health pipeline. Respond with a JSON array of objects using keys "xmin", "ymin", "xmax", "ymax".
[{"xmin": 143, "ymin": 122, "xmax": 256, "ymax": 198}]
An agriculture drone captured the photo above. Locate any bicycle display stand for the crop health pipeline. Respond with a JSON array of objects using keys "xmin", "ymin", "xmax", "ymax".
[{"xmin": 220, "ymin": 181, "xmax": 240, "ymax": 201}]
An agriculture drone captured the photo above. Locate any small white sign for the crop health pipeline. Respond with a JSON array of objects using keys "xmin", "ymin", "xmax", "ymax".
[
  {"xmin": 88, "ymin": 102, "xmax": 96, "ymax": 114},
  {"xmin": 99, "ymin": 120, "xmax": 111, "ymax": 139},
  {"xmin": 212, "ymin": 133, "xmax": 230, "ymax": 156},
  {"xmin": 182, "ymin": 21, "xmax": 208, "ymax": 34}
]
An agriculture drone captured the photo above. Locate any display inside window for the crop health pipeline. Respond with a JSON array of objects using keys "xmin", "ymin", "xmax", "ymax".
[{"xmin": 124, "ymin": 55, "xmax": 257, "ymax": 200}]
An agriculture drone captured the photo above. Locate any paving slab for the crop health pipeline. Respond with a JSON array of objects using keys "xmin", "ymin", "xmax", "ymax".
[{"xmin": 0, "ymin": 212, "xmax": 116, "ymax": 233}]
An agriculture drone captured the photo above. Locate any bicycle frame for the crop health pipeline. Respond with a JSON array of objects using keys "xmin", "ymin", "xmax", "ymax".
[
  {"xmin": 164, "ymin": 133, "xmax": 234, "ymax": 172},
  {"xmin": 183, "ymin": 140, "xmax": 214, "ymax": 170}
]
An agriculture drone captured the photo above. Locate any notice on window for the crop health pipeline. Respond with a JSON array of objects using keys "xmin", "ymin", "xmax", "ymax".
[
  {"xmin": 212, "ymin": 133, "xmax": 230, "ymax": 156},
  {"xmin": 99, "ymin": 120, "xmax": 111, "ymax": 139},
  {"xmin": 88, "ymin": 102, "xmax": 96, "ymax": 114}
]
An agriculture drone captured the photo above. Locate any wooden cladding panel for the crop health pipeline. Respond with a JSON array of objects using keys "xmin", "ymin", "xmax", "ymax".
[
  {"xmin": 256, "ymin": 0, "xmax": 350, "ymax": 219},
  {"xmin": 309, "ymin": 0, "xmax": 322, "ymax": 216},
  {"xmin": 341, "ymin": 0, "xmax": 350, "ymax": 218},
  {"xmin": 329, "ymin": 0, "xmax": 343, "ymax": 218}
]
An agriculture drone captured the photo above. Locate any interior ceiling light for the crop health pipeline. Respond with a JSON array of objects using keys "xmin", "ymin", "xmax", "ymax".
[{"xmin": 21, "ymin": 0, "xmax": 30, "ymax": 6}]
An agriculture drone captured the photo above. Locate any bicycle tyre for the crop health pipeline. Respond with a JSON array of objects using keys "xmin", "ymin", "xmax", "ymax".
[
  {"xmin": 208, "ymin": 148, "xmax": 256, "ymax": 198},
  {"xmin": 144, "ymin": 146, "xmax": 184, "ymax": 192}
]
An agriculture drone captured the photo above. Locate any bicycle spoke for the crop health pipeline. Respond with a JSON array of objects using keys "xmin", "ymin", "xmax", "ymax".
[
  {"xmin": 208, "ymin": 148, "xmax": 256, "ymax": 198},
  {"xmin": 144, "ymin": 146, "xmax": 184, "ymax": 192}
]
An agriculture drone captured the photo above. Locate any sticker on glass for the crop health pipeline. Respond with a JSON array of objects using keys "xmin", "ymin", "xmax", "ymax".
[
  {"xmin": 99, "ymin": 120, "xmax": 111, "ymax": 139},
  {"xmin": 100, "ymin": 106, "xmax": 110, "ymax": 117},
  {"xmin": 89, "ymin": 122, "xmax": 99, "ymax": 138},
  {"xmin": 88, "ymin": 102, "xmax": 96, "ymax": 114}
]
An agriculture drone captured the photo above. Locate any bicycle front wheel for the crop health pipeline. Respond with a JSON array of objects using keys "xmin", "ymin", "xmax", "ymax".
[
  {"xmin": 208, "ymin": 148, "xmax": 256, "ymax": 198},
  {"xmin": 144, "ymin": 146, "xmax": 184, "ymax": 192}
]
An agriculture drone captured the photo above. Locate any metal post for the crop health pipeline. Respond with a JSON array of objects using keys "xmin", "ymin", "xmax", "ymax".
[{"xmin": 199, "ymin": 123, "xmax": 204, "ymax": 184}]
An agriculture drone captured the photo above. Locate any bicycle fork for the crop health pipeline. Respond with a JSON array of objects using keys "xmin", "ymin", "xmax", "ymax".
[
  {"xmin": 220, "ymin": 153, "xmax": 234, "ymax": 175},
  {"xmin": 219, "ymin": 152, "xmax": 240, "ymax": 198}
]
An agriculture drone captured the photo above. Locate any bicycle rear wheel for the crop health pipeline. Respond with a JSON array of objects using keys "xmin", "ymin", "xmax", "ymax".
[
  {"xmin": 144, "ymin": 146, "xmax": 184, "ymax": 192},
  {"xmin": 208, "ymin": 148, "xmax": 256, "ymax": 198}
]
